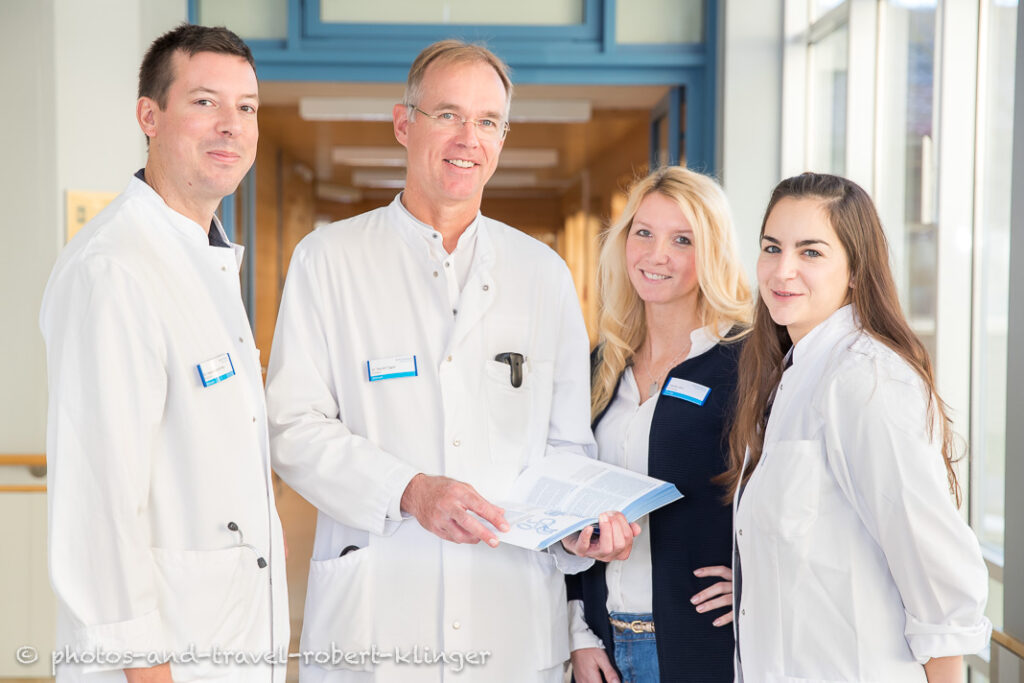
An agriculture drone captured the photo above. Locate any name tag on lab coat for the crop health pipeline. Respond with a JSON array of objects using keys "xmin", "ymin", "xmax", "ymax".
[
  {"xmin": 662, "ymin": 377, "xmax": 711, "ymax": 405},
  {"xmin": 367, "ymin": 355, "xmax": 418, "ymax": 382},
  {"xmin": 197, "ymin": 352, "xmax": 236, "ymax": 387}
]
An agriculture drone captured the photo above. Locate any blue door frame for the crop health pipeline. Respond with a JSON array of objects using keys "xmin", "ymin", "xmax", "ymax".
[{"xmin": 189, "ymin": 0, "xmax": 718, "ymax": 172}]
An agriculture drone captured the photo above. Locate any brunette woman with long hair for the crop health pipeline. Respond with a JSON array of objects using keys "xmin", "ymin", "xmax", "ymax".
[
  {"xmin": 726, "ymin": 172, "xmax": 990, "ymax": 682},
  {"xmin": 568, "ymin": 166, "xmax": 749, "ymax": 682}
]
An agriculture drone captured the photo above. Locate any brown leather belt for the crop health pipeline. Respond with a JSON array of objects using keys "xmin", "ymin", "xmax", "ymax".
[{"xmin": 609, "ymin": 617, "xmax": 655, "ymax": 633}]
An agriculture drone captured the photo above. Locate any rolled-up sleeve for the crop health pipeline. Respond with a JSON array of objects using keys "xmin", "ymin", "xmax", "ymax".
[{"xmin": 821, "ymin": 355, "xmax": 991, "ymax": 662}]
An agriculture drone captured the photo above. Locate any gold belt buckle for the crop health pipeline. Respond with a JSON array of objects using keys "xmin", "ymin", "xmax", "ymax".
[{"xmin": 609, "ymin": 617, "xmax": 654, "ymax": 633}]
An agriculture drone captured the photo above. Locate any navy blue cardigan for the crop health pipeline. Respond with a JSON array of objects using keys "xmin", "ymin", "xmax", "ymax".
[{"xmin": 567, "ymin": 341, "xmax": 740, "ymax": 682}]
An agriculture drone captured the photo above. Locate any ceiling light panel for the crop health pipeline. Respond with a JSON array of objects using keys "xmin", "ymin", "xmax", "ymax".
[
  {"xmin": 332, "ymin": 147, "xmax": 558, "ymax": 169},
  {"xmin": 302, "ymin": 97, "xmax": 591, "ymax": 123}
]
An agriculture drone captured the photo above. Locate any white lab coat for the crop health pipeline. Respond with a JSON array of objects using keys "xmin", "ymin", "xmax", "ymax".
[
  {"xmin": 40, "ymin": 176, "xmax": 289, "ymax": 682},
  {"xmin": 266, "ymin": 196, "xmax": 595, "ymax": 683},
  {"xmin": 734, "ymin": 305, "xmax": 990, "ymax": 682}
]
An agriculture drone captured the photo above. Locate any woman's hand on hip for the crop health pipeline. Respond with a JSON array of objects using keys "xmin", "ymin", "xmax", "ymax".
[{"xmin": 692, "ymin": 565, "xmax": 734, "ymax": 626}]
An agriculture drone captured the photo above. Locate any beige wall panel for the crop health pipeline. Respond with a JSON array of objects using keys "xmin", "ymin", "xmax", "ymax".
[
  {"xmin": 280, "ymin": 158, "xmax": 317, "ymax": 278},
  {"xmin": 253, "ymin": 143, "xmax": 316, "ymax": 367}
]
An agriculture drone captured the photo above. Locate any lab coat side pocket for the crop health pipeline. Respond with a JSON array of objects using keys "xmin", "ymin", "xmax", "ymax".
[
  {"xmin": 484, "ymin": 359, "xmax": 536, "ymax": 473},
  {"xmin": 300, "ymin": 549, "xmax": 374, "ymax": 672},
  {"xmin": 150, "ymin": 546, "xmax": 263, "ymax": 681},
  {"xmin": 753, "ymin": 439, "xmax": 824, "ymax": 538},
  {"xmin": 765, "ymin": 674, "xmax": 852, "ymax": 683}
]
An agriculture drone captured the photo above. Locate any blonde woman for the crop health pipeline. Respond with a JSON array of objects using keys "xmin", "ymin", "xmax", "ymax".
[{"xmin": 567, "ymin": 167, "xmax": 750, "ymax": 683}]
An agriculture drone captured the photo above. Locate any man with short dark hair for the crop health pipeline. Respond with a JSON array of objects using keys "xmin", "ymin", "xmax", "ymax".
[
  {"xmin": 266, "ymin": 40, "xmax": 637, "ymax": 682},
  {"xmin": 40, "ymin": 23, "xmax": 288, "ymax": 683}
]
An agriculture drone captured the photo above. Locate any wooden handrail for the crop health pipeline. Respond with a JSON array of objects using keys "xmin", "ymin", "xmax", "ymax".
[
  {"xmin": 0, "ymin": 454, "xmax": 46, "ymax": 467},
  {"xmin": 0, "ymin": 454, "xmax": 47, "ymax": 492},
  {"xmin": 992, "ymin": 628, "xmax": 1024, "ymax": 659}
]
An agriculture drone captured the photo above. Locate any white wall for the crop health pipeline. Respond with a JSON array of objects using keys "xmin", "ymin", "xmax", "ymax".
[
  {"xmin": 0, "ymin": 1, "xmax": 186, "ymax": 676},
  {"xmin": 0, "ymin": 0, "xmax": 60, "ymax": 455},
  {"xmin": 0, "ymin": 3, "xmax": 59, "ymax": 675},
  {"xmin": 719, "ymin": 0, "xmax": 785, "ymax": 281}
]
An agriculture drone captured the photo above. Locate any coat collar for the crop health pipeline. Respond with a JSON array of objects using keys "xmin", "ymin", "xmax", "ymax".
[
  {"xmin": 388, "ymin": 192, "xmax": 485, "ymax": 263},
  {"xmin": 125, "ymin": 174, "xmax": 244, "ymax": 270},
  {"xmin": 788, "ymin": 304, "xmax": 859, "ymax": 372}
]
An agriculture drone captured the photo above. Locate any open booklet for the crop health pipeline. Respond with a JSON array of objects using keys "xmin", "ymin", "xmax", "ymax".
[{"xmin": 486, "ymin": 452, "xmax": 683, "ymax": 551}]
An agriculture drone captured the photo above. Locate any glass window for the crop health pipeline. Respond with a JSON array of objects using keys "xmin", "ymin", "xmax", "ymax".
[
  {"xmin": 874, "ymin": 1, "xmax": 939, "ymax": 356},
  {"xmin": 321, "ymin": 0, "xmax": 584, "ymax": 25},
  {"xmin": 197, "ymin": 0, "xmax": 287, "ymax": 40},
  {"xmin": 616, "ymin": 0, "xmax": 704, "ymax": 44},
  {"xmin": 813, "ymin": 0, "xmax": 846, "ymax": 20},
  {"xmin": 970, "ymin": 0, "xmax": 1016, "ymax": 554},
  {"xmin": 807, "ymin": 24, "xmax": 848, "ymax": 175}
]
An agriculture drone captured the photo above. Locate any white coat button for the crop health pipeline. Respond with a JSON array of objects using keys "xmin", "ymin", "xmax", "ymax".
[
  {"xmin": 452, "ymin": 621, "xmax": 461, "ymax": 630},
  {"xmin": 252, "ymin": 416, "xmax": 257, "ymax": 423},
  {"xmin": 433, "ymin": 271, "xmax": 439, "ymax": 277},
  {"xmin": 221, "ymin": 265, "xmax": 227, "ymax": 271},
  {"xmin": 447, "ymin": 355, "xmax": 453, "ymax": 362},
  {"xmin": 738, "ymin": 528, "xmax": 743, "ymax": 536},
  {"xmin": 432, "ymin": 233, "xmax": 439, "ymax": 239},
  {"xmin": 444, "ymin": 261, "xmax": 450, "ymax": 268},
  {"xmin": 482, "ymin": 284, "xmax": 489, "ymax": 291},
  {"xmin": 453, "ymin": 308, "xmax": 458, "ymax": 316},
  {"xmin": 452, "ymin": 439, "xmax": 461, "ymax": 447},
  {"xmin": 741, "ymin": 609, "xmax": 746, "ymax": 616},
  {"xmin": 238, "ymin": 337, "xmax": 244, "ymax": 343}
]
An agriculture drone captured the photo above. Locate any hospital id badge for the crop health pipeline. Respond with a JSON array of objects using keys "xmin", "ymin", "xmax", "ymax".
[
  {"xmin": 662, "ymin": 377, "xmax": 711, "ymax": 405},
  {"xmin": 197, "ymin": 352, "xmax": 236, "ymax": 387},
  {"xmin": 366, "ymin": 354, "xmax": 418, "ymax": 382}
]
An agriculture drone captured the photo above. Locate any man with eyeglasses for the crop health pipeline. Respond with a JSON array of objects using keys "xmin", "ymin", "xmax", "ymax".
[{"xmin": 267, "ymin": 40, "xmax": 637, "ymax": 682}]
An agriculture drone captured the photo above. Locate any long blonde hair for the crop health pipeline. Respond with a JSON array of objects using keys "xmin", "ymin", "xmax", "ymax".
[
  {"xmin": 720, "ymin": 173, "xmax": 961, "ymax": 505},
  {"xmin": 591, "ymin": 167, "xmax": 751, "ymax": 419}
]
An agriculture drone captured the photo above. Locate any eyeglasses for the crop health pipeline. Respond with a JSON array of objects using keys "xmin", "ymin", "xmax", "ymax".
[{"xmin": 410, "ymin": 105, "xmax": 510, "ymax": 140}]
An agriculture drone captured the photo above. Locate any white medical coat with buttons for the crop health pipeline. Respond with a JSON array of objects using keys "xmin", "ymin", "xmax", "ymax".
[
  {"xmin": 266, "ymin": 195, "xmax": 595, "ymax": 683},
  {"xmin": 40, "ymin": 176, "xmax": 289, "ymax": 682},
  {"xmin": 734, "ymin": 305, "xmax": 990, "ymax": 682}
]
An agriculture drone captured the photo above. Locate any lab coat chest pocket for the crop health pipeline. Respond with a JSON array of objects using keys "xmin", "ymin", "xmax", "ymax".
[
  {"xmin": 483, "ymin": 359, "xmax": 553, "ymax": 472},
  {"xmin": 753, "ymin": 439, "xmax": 824, "ymax": 538},
  {"xmin": 151, "ymin": 546, "xmax": 263, "ymax": 681},
  {"xmin": 300, "ymin": 550, "xmax": 373, "ymax": 671}
]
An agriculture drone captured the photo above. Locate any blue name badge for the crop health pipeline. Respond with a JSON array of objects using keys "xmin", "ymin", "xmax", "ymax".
[
  {"xmin": 197, "ymin": 352, "xmax": 236, "ymax": 387},
  {"xmin": 662, "ymin": 377, "xmax": 711, "ymax": 406},
  {"xmin": 367, "ymin": 354, "xmax": 418, "ymax": 382}
]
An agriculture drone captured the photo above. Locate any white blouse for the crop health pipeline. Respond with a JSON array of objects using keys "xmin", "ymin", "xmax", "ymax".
[
  {"xmin": 734, "ymin": 305, "xmax": 991, "ymax": 682},
  {"xmin": 569, "ymin": 326, "xmax": 719, "ymax": 650}
]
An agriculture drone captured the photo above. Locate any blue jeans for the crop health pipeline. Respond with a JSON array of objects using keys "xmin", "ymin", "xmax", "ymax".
[{"xmin": 610, "ymin": 612, "xmax": 660, "ymax": 683}]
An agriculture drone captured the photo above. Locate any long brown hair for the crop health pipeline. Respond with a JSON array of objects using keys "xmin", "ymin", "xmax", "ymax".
[
  {"xmin": 720, "ymin": 173, "xmax": 961, "ymax": 505},
  {"xmin": 592, "ymin": 166, "xmax": 750, "ymax": 419}
]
